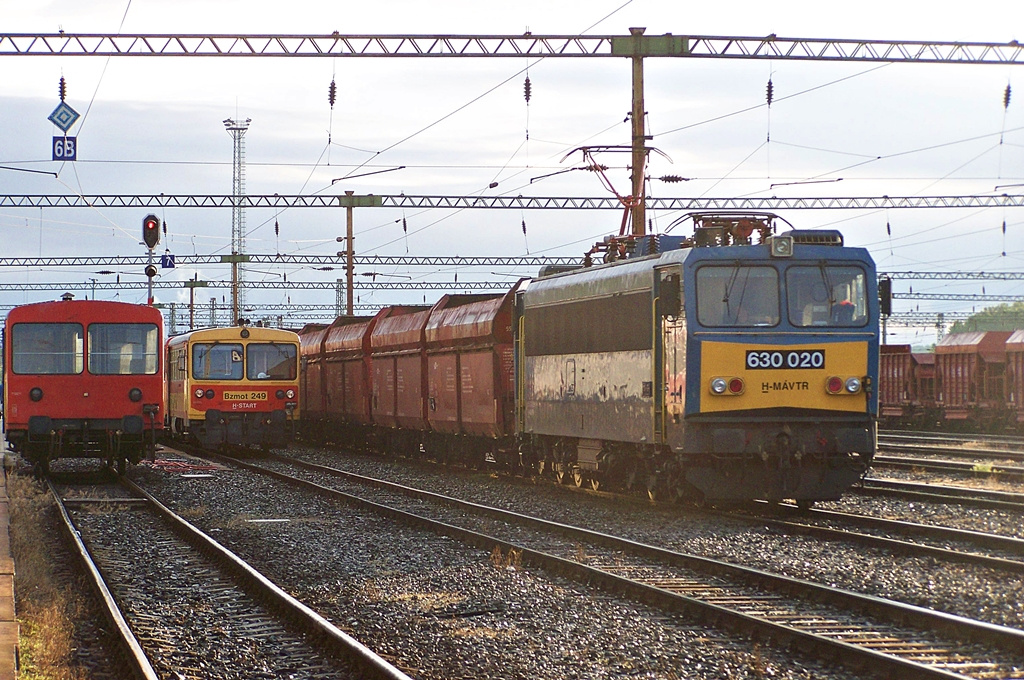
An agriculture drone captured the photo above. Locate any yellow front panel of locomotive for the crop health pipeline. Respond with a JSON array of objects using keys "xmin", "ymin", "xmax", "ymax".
[{"xmin": 699, "ymin": 340, "xmax": 868, "ymax": 413}]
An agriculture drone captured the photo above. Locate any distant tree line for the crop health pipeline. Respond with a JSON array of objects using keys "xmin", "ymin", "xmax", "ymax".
[{"xmin": 948, "ymin": 302, "xmax": 1024, "ymax": 334}]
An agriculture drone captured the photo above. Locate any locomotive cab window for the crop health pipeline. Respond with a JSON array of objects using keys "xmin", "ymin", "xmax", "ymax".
[
  {"xmin": 695, "ymin": 265, "xmax": 779, "ymax": 327},
  {"xmin": 247, "ymin": 343, "xmax": 298, "ymax": 380},
  {"xmin": 88, "ymin": 323, "xmax": 160, "ymax": 375},
  {"xmin": 11, "ymin": 323, "xmax": 84, "ymax": 374},
  {"xmin": 192, "ymin": 343, "xmax": 244, "ymax": 380},
  {"xmin": 786, "ymin": 265, "xmax": 867, "ymax": 328}
]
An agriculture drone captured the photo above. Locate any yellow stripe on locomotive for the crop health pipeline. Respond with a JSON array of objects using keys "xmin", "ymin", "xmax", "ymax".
[{"xmin": 699, "ymin": 340, "xmax": 869, "ymax": 413}]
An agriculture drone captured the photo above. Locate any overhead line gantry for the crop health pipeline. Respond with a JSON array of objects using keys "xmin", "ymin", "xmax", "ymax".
[{"xmin": 2, "ymin": 193, "xmax": 1022, "ymax": 210}]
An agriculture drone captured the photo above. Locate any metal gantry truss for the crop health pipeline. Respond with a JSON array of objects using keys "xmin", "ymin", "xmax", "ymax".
[
  {"xmin": 1, "ymin": 194, "xmax": 1022, "ymax": 210},
  {"xmin": 2, "ymin": 33, "xmax": 1022, "ymax": 64}
]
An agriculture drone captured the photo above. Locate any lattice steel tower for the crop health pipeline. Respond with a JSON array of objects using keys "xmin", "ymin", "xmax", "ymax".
[{"xmin": 224, "ymin": 117, "xmax": 251, "ymax": 323}]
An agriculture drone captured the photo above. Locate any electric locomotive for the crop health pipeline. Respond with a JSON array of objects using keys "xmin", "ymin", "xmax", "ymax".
[
  {"xmin": 2, "ymin": 296, "xmax": 164, "ymax": 475},
  {"xmin": 516, "ymin": 214, "xmax": 881, "ymax": 506},
  {"xmin": 166, "ymin": 325, "xmax": 300, "ymax": 448}
]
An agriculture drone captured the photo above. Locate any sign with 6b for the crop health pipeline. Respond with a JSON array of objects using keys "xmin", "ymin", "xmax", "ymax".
[{"xmin": 52, "ymin": 136, "xmax": 77, "ymax": 161}]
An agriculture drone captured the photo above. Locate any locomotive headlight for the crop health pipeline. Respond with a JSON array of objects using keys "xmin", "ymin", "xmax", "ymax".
[
  {"xmin": 845, "ymin": 377, "xmax": 862, "ymax": 394},
  {"xmin": 710, "ymin": 378, "xmax": 728, "ymax": 395},
  {"xmin": 194, "ymin": 388, "xmax": 205, "ymax": 399},
  {"xmin": 29, "ymin": 387, "xmax": 43, "ymax": 402},
  {"xmin": 128, "ymin": 388, "xmax": 143, "ymax": 402},
  {"xmin": 825, "ymin": 376, "xmax": 843, "ymax": 394},
  {"xmin": 286, "ymin": 389, "xmax": 295, "ymax": 399}
]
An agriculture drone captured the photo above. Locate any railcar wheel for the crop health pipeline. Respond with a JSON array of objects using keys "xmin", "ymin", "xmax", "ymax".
[
  {"xmin": 796, "ymin": 499, "xmax": 814, "ymax": 511},
  {"xmin": 554, "ymin": 465, "xmax": 569, "ymax": 485},
  {"xmin": 589, "ymin": 477, "xmax": 602, "ymax": 492},
  {"xmin": 572, "ymin": 467, "xmax": 584, "ymax": 488}
]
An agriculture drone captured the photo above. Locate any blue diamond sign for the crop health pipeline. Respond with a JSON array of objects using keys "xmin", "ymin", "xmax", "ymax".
[{"xmin": 48, "ymin": 102, "xmax": 80, "ymax": 132}]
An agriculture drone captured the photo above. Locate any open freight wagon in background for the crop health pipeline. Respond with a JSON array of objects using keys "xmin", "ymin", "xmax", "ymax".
[
  {"xmin": 878, "ymin": 344, "xmax": 936, "ymax": 428},
  {"xmin": 299, "ymin": 285, "xmax": 523, "ymax": 463},
  {"xmin": 934, "ymin": 331, "xmax": 1012, "ymax": 430}
]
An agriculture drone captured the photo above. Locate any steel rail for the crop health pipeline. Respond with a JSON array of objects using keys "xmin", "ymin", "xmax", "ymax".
[
  {"xmin": 726, "ymin": 504, "xmax": 1024, "ymax": 573},
  {"xmin": 48, "ymin": 480, "xmax": 164, "ymax": 680},
  {"xmin": 117, "ymin": 477, "xmax": 413, "ymax": 680},
  {"xmin": 859, "ymin": 478, "xmax": 1024, "ymax": 512}
]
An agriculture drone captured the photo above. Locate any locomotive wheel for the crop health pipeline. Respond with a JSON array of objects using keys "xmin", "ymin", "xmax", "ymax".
[
  {"xmin": 589, "ymin": 477, "xmax": 602, "ymax": 492},
  {"xmin": 572, "ymin": 467, "xmax": 584, "ymax": 488},
  {"xmin": 796, "ymin": 499, "xmax": 814, "ymax": 511},
  {"xmin": 554, "ymin": 465, "xmax": 569, "ymax": 485}
]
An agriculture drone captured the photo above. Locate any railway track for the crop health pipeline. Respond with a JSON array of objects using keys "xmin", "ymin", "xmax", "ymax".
[
  {"xmin": 725, "ymin": 502, "xmax": 1024, "ymax": 574},
  {"xmin": 880, "ymin": 431, "xmax": 1024, "ymax": 451},
  {"xmin": 200, "ymin": 449, "xmax": 1024, "ymax": 680},
  {"xmin": 50, "ymin": 477, "xmax": 411, "ymax": 680},
  {"xmin": 857, "ymin": 477, "xmax": 1024, "ymax": 512}
]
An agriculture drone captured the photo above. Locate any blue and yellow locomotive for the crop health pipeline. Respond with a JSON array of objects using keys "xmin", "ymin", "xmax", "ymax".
[{"xmin": 516, "ymin": 214, "xmax": 880, "ymax": 506}]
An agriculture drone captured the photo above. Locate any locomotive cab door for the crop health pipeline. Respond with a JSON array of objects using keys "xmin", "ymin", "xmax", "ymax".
[{"xmin": 654, "ymin": 265, "xmax": 685, "ymax": 445}]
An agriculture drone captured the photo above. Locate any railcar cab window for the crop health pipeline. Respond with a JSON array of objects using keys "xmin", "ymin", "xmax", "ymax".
[
  {"xmin": 696, "ymin": 265, "xmax": 779, "ymax": 327},
  {"xmin": 192, "ymin": 343, "xmax": 244, "ymax": 380},
  {"xmin": 247, "ymin": 343, "xmax": 297, "ymax": 380},
  {"xmin": 786, "ymin": 265, "xmax": 868, "ymax": 327},
  {"xmin": 11, "ymin": 323, "xmax": 84, "ymax": 374},
  {"xmin": 88, "ymin": 323, "xmax": 160, "ymax": 375}
]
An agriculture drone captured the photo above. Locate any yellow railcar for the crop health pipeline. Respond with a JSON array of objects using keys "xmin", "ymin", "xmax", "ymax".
[{"xmin": 166, "ymin": 325, "xmax": 299, "ymax": 448}]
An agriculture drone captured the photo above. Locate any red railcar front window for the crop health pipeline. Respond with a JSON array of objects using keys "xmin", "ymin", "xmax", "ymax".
[
  {"xmin": 88, "ymin": 323, "xmax": 160, "ymax": 375},
  {"xmin": 11, "ymin": 323, "xmax": 84, "ymax": 375}
]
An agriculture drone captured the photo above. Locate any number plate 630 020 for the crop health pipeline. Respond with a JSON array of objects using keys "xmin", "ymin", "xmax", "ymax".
[{"xmin": 745, "ymin": 349, "xmax": 825, "ymax": 370}]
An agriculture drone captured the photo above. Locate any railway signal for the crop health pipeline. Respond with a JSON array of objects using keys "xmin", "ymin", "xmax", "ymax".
[{"xmin": 142, "ymin": 214, "xmax": 161, "ymax": 249}]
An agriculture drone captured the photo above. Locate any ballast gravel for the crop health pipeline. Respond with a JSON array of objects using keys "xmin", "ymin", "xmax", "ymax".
[{"xmin": 131, "ymin": 454, "xmax": 862, "ymax": 680}]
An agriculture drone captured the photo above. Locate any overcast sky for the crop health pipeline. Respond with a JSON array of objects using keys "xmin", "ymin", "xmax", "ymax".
[{"xmin": 2, "ymin": 0, "xmax": 1023, "ymax": 344}]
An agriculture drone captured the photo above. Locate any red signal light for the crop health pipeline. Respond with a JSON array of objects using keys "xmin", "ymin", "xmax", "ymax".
[{"xmin": 142, "ymin": 214, "xmax": 161, "ymax": 248}]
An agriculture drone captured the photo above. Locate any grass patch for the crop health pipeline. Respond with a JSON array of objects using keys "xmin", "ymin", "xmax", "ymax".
[{"xmin": 8, "ymin": 472, "xmax": 89, "ymax": 680}]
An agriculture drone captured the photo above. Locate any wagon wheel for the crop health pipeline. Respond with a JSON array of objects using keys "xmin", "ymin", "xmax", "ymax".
[
  {"xmin": 589, "ymin": 477, "xmax": 602, "ymax": 492},
  {"xmin": 554, "ymin": 465, "xmax": 569, "ymax": 485},
  {"xmin": 572, "ymin": 466, "xmax": 584, "ymax": 488},
  {"xmin": 796, "ymin": 499, "xmax": 814, "ymax": 512}
]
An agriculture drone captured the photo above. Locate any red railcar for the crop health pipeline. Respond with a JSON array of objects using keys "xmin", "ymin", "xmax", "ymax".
[
  {"xmin": 935, "ymin": 331, "xmax": 1012, "ymax": 428},
  {"xmin": 2, "ymin": 298, "xmax": 164, "ymax": 474}
]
